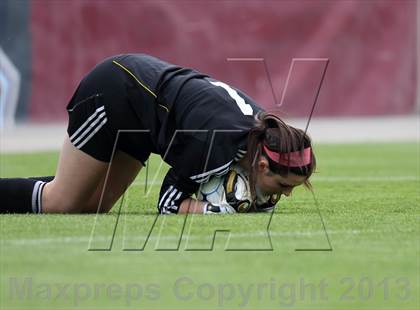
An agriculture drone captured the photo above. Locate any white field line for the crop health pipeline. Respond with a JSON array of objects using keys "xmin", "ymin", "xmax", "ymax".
[
  {"xmin": 131, "ymin": 175, "xmax": 419, "ymax": 187},
  {"xmin": 1, "ymin": 229, "xmax": 378, "ymax": 247}
]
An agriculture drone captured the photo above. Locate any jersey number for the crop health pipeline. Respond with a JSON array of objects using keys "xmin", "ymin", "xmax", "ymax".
[{"xmin": 210, "ymin": 81, "xmax": 253, "ymax": 116}]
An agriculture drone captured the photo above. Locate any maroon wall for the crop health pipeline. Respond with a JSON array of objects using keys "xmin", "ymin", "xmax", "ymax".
[{"xmin": 30, "ymin": 0, "xmax": 417, "ymax": 121}]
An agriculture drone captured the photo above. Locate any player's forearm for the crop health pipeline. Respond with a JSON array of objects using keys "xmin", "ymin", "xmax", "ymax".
[
  {"xmin": 178, "ymin": 198, "xmax": 237, "ymax": 214},
  {"xmin": 178, "ymin": 198, "xmax": 208, "ymax": 214}
]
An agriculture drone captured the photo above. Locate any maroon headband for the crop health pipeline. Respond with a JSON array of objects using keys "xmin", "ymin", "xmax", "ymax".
[{"xmin": 263, "ymin": 144, "xmax": 312, "ymax": 167}]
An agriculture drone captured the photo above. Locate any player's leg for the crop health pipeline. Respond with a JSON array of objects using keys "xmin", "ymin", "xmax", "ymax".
[
  {"xmin": 41, "ymin": 136, "xmax": 107, "ymax": 213},
  {"xmin": 42, "ymin": 136, "xmax": 142, "ymax": 213},
  {"xmin": 40, "ymin": 55, "xmax": 142, "ymax": 213},
  {"xmin": 83, "ymin": 150, "xmax": 142, "ymax": 213},
  {"xmin": 0, "ymin": 175, "xmax": 55, "ymax": 213},
  {"xmin": 0, "ymin": 56, "xmax": 148, "ymax": 214}
]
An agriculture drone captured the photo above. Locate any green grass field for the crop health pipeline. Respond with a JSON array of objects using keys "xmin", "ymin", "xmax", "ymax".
[{"xmin": 1, "ymin": 143, "xmax": 419, "ymax": 309}]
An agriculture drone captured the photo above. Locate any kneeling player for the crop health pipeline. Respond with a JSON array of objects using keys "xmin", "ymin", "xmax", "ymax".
[{"xmin": 0, "ymin": 54, "xmax": 315, "ymax": 214}]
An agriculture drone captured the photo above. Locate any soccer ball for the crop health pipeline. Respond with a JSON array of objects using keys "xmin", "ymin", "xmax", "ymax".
[{"xmin": 197, "ymin": 164, "xmax": 252, "ymax": 213}]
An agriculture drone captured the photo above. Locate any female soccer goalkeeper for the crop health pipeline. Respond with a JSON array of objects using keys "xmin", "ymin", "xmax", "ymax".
[{"xmin": 0, "ymin": 54, "xmax": 315, "ymax": 214}]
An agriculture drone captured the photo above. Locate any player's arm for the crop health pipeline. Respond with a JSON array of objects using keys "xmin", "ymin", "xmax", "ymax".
[
  {"xmin": 178, "ymin": 198, "xmax": 206, "ymax": 213},
  {"xmin": 157, "ymin": 168, "xmax": 198, "ymax": 214},
  {"xmin": 158, "ymin": 168, "xmax": 234, "ymax": 214},
  {"xmin": 178, "ymin": 198, "xmax": 236, "ymax": 214},
  {"xmin": 158, "ymin": 164, "xmax": 237, "ymax": 214}
]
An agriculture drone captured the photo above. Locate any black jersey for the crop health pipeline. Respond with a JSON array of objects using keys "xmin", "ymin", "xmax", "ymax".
[{"xmin": 111, "ymin": 54, "xmax": 263, "ymax": 214}]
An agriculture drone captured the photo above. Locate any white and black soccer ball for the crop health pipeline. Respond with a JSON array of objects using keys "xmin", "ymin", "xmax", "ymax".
[{"xmin": 197, "ymin": 164, "xmax": 253, "ymax": 213}]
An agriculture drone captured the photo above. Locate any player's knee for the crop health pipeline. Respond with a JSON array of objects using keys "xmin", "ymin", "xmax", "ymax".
[
  {"xmin": 45, "ymin": 198, "xmax": 108, "ymax": 213},
  {"xmin": 44, "ymin": 196, "xmax": 83, "ymax": 213},
  {"xmin": 42, "ymin": 182, "xmax": 115, "ymax": 213},
  {"xmin": 53, "ymin": 196, "xmax": 112, "ymax": 213},
  {"xmin": 42, "ymin": 183, "xmax": 92, "ymax": 213}
]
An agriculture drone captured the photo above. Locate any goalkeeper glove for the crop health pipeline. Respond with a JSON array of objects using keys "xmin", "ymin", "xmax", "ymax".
[{"xmin": 203, "ymin": 202, "xmax": 236, "ymax": 214}]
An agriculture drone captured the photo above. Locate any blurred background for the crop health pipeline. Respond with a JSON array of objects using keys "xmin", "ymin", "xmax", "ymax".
[{"xmin": 0, "ymin": 0, "xmax": 419, "ymax": 150}]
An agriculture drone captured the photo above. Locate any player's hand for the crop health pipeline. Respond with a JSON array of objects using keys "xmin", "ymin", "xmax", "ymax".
[{"xmin": 203, "ymin": 202, "xmax": 236, "ymax": 214}]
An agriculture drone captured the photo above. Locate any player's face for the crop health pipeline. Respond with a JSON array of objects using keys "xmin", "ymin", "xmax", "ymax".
[{"xmin": 256, "ymin": 159, "xmax": 307, "ymax": 196}]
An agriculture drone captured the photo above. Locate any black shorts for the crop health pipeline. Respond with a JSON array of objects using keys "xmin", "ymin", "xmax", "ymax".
[{"xmin": 66, "ymin": 57, "xmax": 154, "ymax": 165}]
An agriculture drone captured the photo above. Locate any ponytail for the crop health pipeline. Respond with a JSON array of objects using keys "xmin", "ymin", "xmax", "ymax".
[{"xmin": 247, "ymin": 112, "xmax": 316, "ymax": 202}]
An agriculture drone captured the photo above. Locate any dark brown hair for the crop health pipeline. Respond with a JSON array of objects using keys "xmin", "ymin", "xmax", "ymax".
[{"xmin": 247, "ymin": 112, "xmax": 316, "ymax": 200}]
